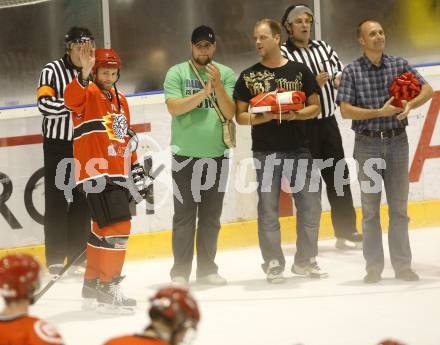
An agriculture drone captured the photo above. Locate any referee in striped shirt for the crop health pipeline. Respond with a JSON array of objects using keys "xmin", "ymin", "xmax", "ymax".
[
  {"xmin": 280, "ymin": 4, "xmax": 362, "ymax": 249},
  {"xmin": 36, "ymin": 27, "xmax": 92, "ymax": 275}
]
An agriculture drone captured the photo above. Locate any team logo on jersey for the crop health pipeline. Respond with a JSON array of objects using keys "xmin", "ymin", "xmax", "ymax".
[
  {"xmin": 33, "ymin": 320, "xmax": 64, "ymax": 344},
  {"xmin": 103, "ymin": 113, "xmax": 128, "ymax": 142}
]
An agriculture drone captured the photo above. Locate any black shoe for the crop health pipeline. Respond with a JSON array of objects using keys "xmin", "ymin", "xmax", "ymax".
[
  {"xmin": 363, "ymin": 271, "xmax": 381, "ymax": 284},
  {"xmin": 336, "ymin": 233, "xmax": 363, "ymax": 249},
  {"xmin": 395, "ymin": 268, "xmax": 419, "ymax": 281}
]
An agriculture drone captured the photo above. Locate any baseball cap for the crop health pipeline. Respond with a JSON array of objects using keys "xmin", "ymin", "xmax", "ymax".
[
  {"xmin": 281, "ymin": 4, "xmax": 314, "ymax": 26},
  {"xmin": 191, "ymin": 25, "xmax": 216, "ymax": 44}
]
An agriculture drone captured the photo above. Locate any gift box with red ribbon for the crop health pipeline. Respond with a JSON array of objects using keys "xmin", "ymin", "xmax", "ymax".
[
  {"xmin": 248, "ymin": 89, "xmax": 306, "ymax": 113},
  {"xmin": 389, "ymin": 72, "xmax": 421, "ymax": 108}
]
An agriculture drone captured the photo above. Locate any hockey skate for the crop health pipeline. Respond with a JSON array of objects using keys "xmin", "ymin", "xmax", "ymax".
[
  {"xmin": 335, "ymin": 233, "xmax": 363, "ymax": 250},
  {"xmin": 81, "ymin": 278, "xmax": 98, "ymax": 310},
  {"xmin": 96, "ymin": 276, "xmax": 137, "ymax": 315}
]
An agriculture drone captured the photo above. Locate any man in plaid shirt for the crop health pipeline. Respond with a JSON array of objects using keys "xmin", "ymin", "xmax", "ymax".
[{"xmin": 337, "ymin": 20, "xmax": 433, "ymax": 284}]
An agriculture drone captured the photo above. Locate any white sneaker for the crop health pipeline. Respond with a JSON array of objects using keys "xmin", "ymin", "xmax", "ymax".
[
  {"xmin": 171, "ymin": 276, "xmax": 189, "ymax": 286},
  {"xmin": 292, "ymin": 259, "xmax": 328, "ymax": 279},
  {"xmin": 48, "ymin": 264, "xmax": 64, "ymax": 276},
  {"xmin": 68, "ymin": 265, "xmax": 85, "ymax": 277},
  {"xmin": 196, "ymin": 273, "xmax": 227, "ymax": 286},
  {"xmin": 266, "ymin": 260, "xmax": 285, "ymax": 284},
  {"xmin": 335, "ymin": 233, "xmax": 363, "ymax": 250}
]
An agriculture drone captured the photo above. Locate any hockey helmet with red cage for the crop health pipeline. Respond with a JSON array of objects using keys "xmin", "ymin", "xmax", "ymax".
[
  {"xmin": 0, "ymin": 254, "xmax": 40, "ymax": 302},
  {"xmin": 93, "ymin": 48, "xmax": 121, "ymax": 74},
  {"xmin": 149, "ymin": 287, "xmax": 200, "ymax": 331}
]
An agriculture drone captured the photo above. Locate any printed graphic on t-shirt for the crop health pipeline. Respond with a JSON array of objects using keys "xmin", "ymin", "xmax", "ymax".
[{"xmin": 243, "ymin": 70, "xmax": 304, "ymax": 96}]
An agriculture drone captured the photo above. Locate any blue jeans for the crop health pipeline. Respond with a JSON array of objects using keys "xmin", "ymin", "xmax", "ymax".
[
  {"xmin": 354, "ymin": 132, "xmax": 412, "ymax": 273},
  {"xmin": 253, "ymin": 150, "xmax": 322, "ymax": 272}
]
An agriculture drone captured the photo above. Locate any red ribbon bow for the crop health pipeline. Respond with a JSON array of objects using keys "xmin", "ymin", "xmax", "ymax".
[{"xmin": 389, "ymin": 72, "xmax": 421, "ymax": 108}]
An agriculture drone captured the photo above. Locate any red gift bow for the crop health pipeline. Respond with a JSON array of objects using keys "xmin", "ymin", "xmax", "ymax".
[{"xmin": 389, "ymin": 72, "xmax": 421, "ymax": 108}]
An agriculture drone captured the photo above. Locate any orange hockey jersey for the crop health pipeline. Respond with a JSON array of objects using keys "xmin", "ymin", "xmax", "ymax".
[
  {"xmin": 64, "ymin": 78, "xmax": 137, "ymax": 184},
  {"xmin": 0, "ymin": 314, "xmax": 64, "ymax": 345},
  {"xmin": 103, "ymin": 335, "xmax": 169, "ymax": 345}
]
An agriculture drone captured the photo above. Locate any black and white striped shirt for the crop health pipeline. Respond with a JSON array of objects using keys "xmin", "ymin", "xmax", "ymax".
[
  {"xmin": 37, "ymin": 55, "xmax": 79, "ymax": 141},
  {"xmin": 281, "ymin": 39, "xmax": 343, "ymax": 119}
]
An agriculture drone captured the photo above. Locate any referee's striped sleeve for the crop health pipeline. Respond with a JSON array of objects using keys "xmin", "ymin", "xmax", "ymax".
[{"xmin": 37, "ymin": 65, "xmax": 69, "ymax": 116}]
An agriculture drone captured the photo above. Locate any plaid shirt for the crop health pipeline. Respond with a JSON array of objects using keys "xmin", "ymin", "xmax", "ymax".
[{"xmin": 336, "ymin": 54, "xmax": 426, "ymax": 132}]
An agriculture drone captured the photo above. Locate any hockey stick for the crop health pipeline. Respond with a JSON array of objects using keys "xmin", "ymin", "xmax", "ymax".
[{"xmin": 34, "ymin": 248, "xmax": 86, "ymax": 303}]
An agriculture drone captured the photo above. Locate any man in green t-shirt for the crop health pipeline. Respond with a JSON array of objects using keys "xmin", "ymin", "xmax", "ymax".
[{"xmin": 163, "ymin": 25, "xmax": 236, "ymax": 286}]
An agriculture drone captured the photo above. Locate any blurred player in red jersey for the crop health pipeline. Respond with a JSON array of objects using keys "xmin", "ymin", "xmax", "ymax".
[
  {"xmin": 65, "ymin": 44, "xmax": 150, "ymax": 314},
  {"xmin": 103, "ymin": 286, "xmax": 200, "ymax": 345},
  {"xmin": 0, "ymin": 254, "xmax": 64, "ymax": 345}
]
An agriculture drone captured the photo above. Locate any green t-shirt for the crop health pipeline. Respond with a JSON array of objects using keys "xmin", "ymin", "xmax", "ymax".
[{"xmin": 163, "ymin": 60, "xmax": 236, "ymax": 158}]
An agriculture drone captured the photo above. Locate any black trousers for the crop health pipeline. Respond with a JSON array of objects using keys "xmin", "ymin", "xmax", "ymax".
[
  {"xmin": 170, "ymin": 155, "xmax": 228, "ymax": 279},
  {"xmin": 306, "ymin": 116, "xmax": 357, "ymax": 237},
  {"xmin": 43, "ymin": 138, "xmax": 91, "ymax": 267}
]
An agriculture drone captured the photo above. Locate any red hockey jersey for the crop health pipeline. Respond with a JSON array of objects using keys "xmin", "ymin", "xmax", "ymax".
[
  {"xmin": 64, "ymin": 78, "xmax": 137, "ymax": 184},
  {"xmin": 0, "ymin": 315, "xmax": 64, "ymax": 345},
  {"xmin": 103, "ymin": 335, "xmax": 169, "ymax": 345}
]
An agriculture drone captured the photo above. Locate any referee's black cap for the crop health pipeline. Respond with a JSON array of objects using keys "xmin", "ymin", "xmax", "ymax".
[{"xmin": 191, "ymin": 25, "xmax": 216, "ymax": 45}]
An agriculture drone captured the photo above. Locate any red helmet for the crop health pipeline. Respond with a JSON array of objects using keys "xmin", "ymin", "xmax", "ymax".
[
  {"xmin": 93, "ymin": 48, "xmax": 121, "ymax": 73},
  {"xmin": 379, "ymin": 341, "xmax": 405, "ymax": 345},
  {"xmin": 0, "ymin": 254, "xmax": 40, "ymax": 302},
  {"xmin": 149, "ymin": 287, "xmax": 200, "ymax": 331}
]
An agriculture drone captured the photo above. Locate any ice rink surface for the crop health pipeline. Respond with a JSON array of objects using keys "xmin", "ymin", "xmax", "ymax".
[{"xmin": 30, "ymin": 227, "xmax": 440, "ymax": 345}]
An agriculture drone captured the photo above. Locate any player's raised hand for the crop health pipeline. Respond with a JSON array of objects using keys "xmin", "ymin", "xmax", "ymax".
[{"xmin": 79, "ymin": 42, "xmax": 95, "ymax": 79}]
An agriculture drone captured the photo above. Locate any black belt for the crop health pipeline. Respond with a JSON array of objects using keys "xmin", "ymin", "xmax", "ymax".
[{"xmin": 360, "ymin": 128, "xmax": 405, "ymax": 139}]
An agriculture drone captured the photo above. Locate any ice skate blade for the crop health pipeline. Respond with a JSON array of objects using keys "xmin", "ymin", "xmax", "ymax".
[
  {"xmin": 96, "ymin": 303, "xmax": 135, "ymax": 315},
  {"xmin": 81, "ymin": 298, "xmax": 97, "ymax": 311}
]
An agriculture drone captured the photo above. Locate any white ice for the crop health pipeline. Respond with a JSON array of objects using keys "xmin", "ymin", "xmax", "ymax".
[{"xmin": 29, "ymin": 227, "xmax": 440, "ymax": 345}]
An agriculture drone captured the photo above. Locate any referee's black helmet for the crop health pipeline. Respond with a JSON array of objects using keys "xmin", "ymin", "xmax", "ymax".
[
  {"xmin": 64, "ymin": 27, "xmax": 95, "ymax": 49},
  {"xmin": 281, "ymin": 4, "xmax": 314, "ymax": 32}
]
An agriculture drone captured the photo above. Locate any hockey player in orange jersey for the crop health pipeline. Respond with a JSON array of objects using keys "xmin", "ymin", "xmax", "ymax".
[
  {"xmin": 103, "ymin": 287, "xmax": 200, "ymax": 345},
  {"xmin": 65, "ymin": 44, "xmax": 150, "ymax": 314},
  {"xmin": 0, "ymin": 254, "xmax": 64, "ymax": 345}
]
